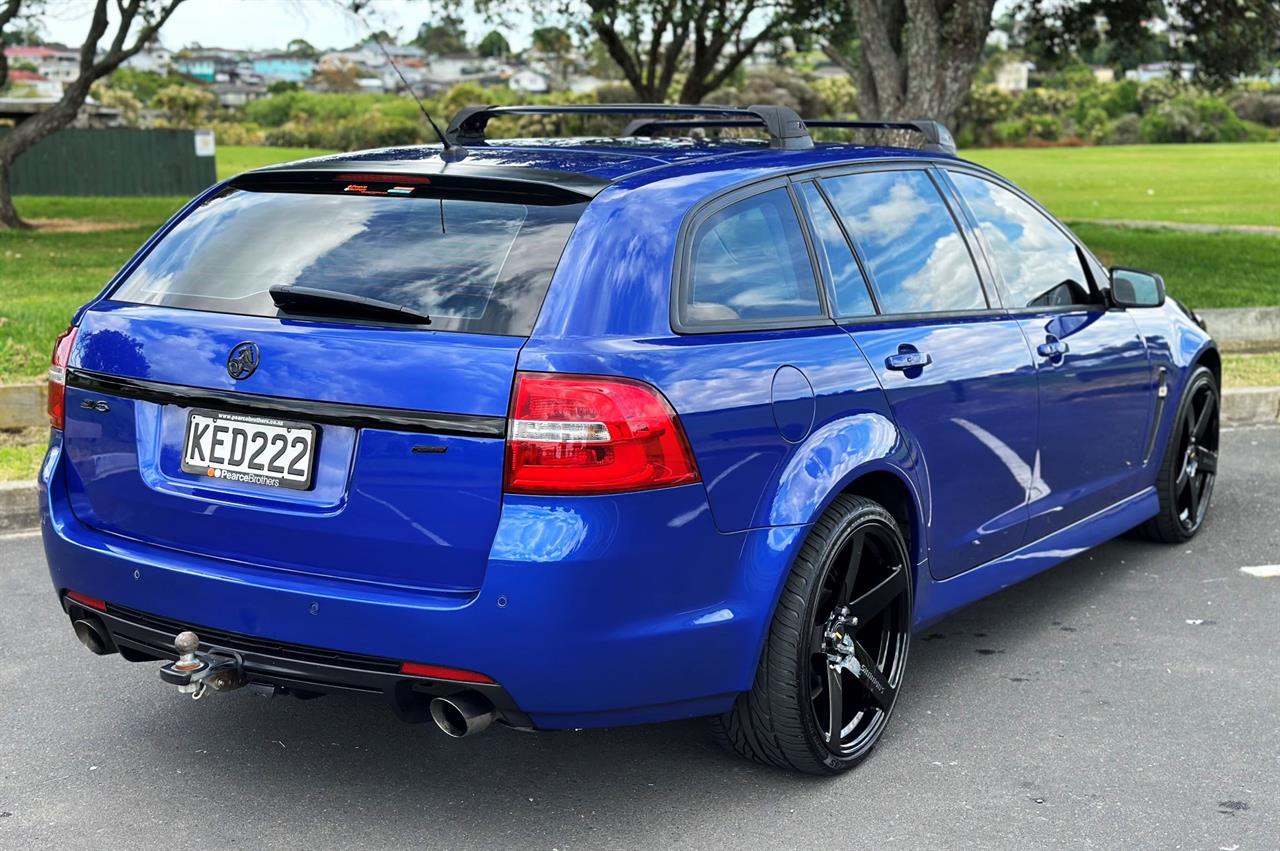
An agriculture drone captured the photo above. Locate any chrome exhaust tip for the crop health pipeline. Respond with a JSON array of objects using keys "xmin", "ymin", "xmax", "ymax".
[
  {"xmin": 72, "ymin": 618, "xmax": 114, "ymax": 656},
  {"xmin": 429, "ymin": 691, "xmax": 496, "ymax": 738}
]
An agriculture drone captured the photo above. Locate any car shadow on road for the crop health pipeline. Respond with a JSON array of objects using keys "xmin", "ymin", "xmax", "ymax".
[{"xmin": 103, "ymin": 536, "xmax": 1148, "ymax": 842}]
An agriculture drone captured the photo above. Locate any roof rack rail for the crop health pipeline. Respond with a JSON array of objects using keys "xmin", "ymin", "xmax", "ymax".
[
  {"xmin": 445, "ymin": 103, "xmax": 814, "ymax": 150},
  {"xmin": 622, "ymin": 116, "xmax": 957, "ymax": 155}
]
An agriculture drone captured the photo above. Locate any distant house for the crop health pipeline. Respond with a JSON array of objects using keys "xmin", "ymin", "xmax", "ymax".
[
  {"xmin": 210, "ymin": 80, "xmax": 267, "ymax": 107},
  {"xmin": 995, "ymin": 61, "xmax": 1032, "ymax": 93},
  {"xmin": 4, "ymin": 45, "xmax": 80, "ymax": 85},
  {"xmin": 173, "ymin": 49, "xmax": 240, "ymax": 83},
  {"xmin": 1092, "ymin": 66, "xmax": 1116, "ymax": 84},
  {"xmin": 3, "ymin": 68, "xmax": 62, "ymax": 97},
  {"xmin": 252, "ymin": 54, "xmax": 317, "ymax": 83},
  {"xmin": 124, "ymin": 43, "xmax": 173, "ymax": 74},
  {"xmin": 1125, "ymin": 62, "xmax": 1196, "ymax": 83},
  {"xmin": 510, "ymin": 68, "xmax": 549, "ymax": 93}
]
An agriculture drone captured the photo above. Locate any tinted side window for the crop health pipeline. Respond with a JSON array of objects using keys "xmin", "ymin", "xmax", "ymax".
[
  {"xmin": 949, "ymin": 172, "xmax": 1093, "ymax": 308},
  {"xmin": 795, "ymin": 182, "xmax": 876, "ymax": 318},
  {"xmin": 822, "ymin": 170, "xmax": 987, "ymax": 315},
  {"xmin": 682, "ymin": 187, "xmax": 822, "ymax": 327}
]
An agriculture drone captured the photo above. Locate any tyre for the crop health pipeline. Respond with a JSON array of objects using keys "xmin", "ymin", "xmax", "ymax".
[
  {"xmin": 1137, "ymin": 365, "xmax": 1220, "ymax": 543},
  {"xmin": 711, "ymin": 494, "xmax": 912, "ymax": 774}
]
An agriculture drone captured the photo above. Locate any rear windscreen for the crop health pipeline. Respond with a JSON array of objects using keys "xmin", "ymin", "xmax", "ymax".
[{"xmin": 113, "ymin": 187, "xmax": 586, "ymax": 336}]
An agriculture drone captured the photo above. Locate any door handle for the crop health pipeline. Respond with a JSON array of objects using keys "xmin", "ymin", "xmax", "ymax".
[
  {"xmin": 885, "ymin": 351, "xmax": 932, "ymax": 371},
  {"xmin": 1037, "ymin": 339, "xmax": 1069, "ymax": 359}
]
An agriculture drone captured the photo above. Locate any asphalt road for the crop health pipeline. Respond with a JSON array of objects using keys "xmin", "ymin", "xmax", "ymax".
[{"xmin": 2, "ymin": 427, "xmax": 1278, "ymax": 850}]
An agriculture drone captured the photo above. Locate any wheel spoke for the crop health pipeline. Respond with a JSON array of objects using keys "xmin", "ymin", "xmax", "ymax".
[
  {"xmin": 825, "ymin": 665, "xmax": 843, "ymax": 744},
  {"xmin": 1197, "ymin": 447, "xmax": 1218, "ymax": 474},
  {"xmin": 853, "ymin": 641, "xmax": 895, "ymax": 711},
  {"xmin": 837, "ymin": 529, "xmax": 865, "ymax": 603},
  {"xmin": 1188, "ymin": 471, "xmax": 1202, "ymax": 520},
  {"xmin": 1175, "ymin": 463, "xmax": 1191, "ymax": 492},
  {"xmin": 847, "ymin": 563, "xmax": 906, "ymax": 625},
  {"xmin": 1192, "ymin": 393, "xmax": 1215, "ymax": 440},
  {"xmin": 1183, "ymin": 406, "xmax": 1196, "ymax": 441}
]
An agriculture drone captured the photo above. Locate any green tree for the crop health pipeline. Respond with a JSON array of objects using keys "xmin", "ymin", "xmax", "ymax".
[
  {"xmin": 476, "ymin": 29, "xmax": 510, "ymax": 58},
  {"xmin": 151, "ymin": 82, "xmax": 214, "ymax": 126},
  {"xmin": 414, "ymin": 15, "xmax": 468, "ymax": 54},
  {"xmin": 285, "ymin": 38, "xmax": 319, "ymax": 58}
]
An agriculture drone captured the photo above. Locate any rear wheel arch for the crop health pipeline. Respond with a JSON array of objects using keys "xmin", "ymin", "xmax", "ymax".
[{"xmin": 839, "ymin": 469, "xmax": 925, "ymax": 581}]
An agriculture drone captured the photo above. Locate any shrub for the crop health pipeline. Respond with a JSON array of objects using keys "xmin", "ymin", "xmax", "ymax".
[
  {"xmin": 1229, "ymin": 90, "xmax": 1280, "ymax": 127},
  {"xmin": 1101, "ymin": 114, "xmax": 1144, "ymax": 145},
  {"xmin": 1140, "ymin": 94, "xmax": 1246, "ymax": 143}
]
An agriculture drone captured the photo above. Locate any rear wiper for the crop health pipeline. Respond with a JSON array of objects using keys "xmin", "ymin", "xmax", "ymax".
[{"xmin": 269, "ymin": 285, "xmax": 431, "ymax": 325}]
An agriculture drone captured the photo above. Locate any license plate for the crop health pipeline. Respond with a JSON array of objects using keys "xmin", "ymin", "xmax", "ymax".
[{"xmin": 181, "ymin": 409, "xmax": 316, "ymax": 490}]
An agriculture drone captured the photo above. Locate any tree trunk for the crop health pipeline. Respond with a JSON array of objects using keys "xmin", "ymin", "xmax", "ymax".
[{"xmin": 844, "ymin": 0, "xmax": 996, "ymax": 128}]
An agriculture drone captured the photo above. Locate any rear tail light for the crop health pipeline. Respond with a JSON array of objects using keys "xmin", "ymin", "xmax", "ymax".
[
  {"xmin": 47, "ymin": 325, "xmax": 78, "ymax": 429},
  {"xmin": 505, "ymin": 372, "xmax": 700, "ymax": 495}
]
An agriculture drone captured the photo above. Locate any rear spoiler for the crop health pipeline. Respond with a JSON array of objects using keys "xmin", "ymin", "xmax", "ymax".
[{"xmin": 233, "ymin": 160, "xmax": 608, "ymax": 204}]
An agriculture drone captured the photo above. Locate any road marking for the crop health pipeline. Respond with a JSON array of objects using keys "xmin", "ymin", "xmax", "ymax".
[
  {"xmin": 0, "ymin": 529, "xmax": 40, "ymax": 541},
  {"xmin": 1240, "ymin": 565, "xmax": 1280, "ymax": 578}
]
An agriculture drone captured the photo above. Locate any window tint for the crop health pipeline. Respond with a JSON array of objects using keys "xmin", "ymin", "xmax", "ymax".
[
  {"xmin": 683, "ymin": 187, "xmax": 821, "ymax": 327},
  {"xmin": 795, "ymin": 182, "xmax": 876, "ymax": 318},
  {"xmin": 113, "ymin": 187, "xmax": 585, "ymax": 336},
  {"xmin": 822, "ymin": 170, "xmax": 987, "ymax": 315},
  {"xmin": 949, "ymin": 172, "xmax": 1093, "ymax": 308}
]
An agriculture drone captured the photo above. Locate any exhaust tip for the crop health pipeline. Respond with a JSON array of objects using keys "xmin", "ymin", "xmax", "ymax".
[
  {"xmin": 430, "ymin": 691, "xmax": 495, "ymax": 738},
  {"xmin": 72, "ymin": 618, "xmax": 114, "ymax": 656}
]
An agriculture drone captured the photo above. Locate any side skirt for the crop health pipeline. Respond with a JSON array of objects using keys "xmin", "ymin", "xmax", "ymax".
[{"xmin": 911, "ymin": 487, "xmax": 1158, "ymax": 630}]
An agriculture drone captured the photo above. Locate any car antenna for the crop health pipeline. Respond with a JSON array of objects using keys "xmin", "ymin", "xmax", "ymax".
[{"xmin": 356, "ymin": 15, "xmax": 460, "ymax": 159}]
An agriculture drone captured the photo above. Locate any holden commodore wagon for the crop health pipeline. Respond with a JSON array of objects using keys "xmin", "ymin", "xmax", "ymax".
[{"xmin": 41, "ymin": 104, "xmax": 1219, "ymax": 774}]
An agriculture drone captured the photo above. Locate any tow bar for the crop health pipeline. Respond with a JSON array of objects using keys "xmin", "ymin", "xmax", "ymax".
[{"xmin": 158, "ymin": 631, "xmax": 246, "ymax": 699}]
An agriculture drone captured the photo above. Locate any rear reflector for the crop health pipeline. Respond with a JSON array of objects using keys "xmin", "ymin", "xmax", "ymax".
[
  {"xmin": 47, "ymin": 325, "xmax": 78, "ymax": 429},
  {"xmin": 505, "ymin": 372, "xmax": 700, "ymax": 495},
  {"xmin": 66, "ymin": 590, "xmax": 106, "ymax": 611},
  {"xmin": 399, "ymin": 661, "xmax": 495, "ymax": 684}
]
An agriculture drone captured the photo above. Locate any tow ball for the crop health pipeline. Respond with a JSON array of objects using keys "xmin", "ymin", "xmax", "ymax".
[{"xmin": 158, "ymin": 631, "xmax": 246, "ymax": 700}]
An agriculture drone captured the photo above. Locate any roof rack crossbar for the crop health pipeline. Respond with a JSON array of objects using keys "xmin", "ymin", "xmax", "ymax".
[
  {"xmin": 623, "ymin": 116, "xmax": 957, "ymax": 155},
  {"xmin": 445, "ymin": 103, "xmax": 814, "ymax": 151}
]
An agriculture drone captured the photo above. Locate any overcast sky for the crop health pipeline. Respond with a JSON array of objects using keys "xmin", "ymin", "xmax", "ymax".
[{"xmin": 38, "ymin": 0, "xmax": 538, "ymax": 53}]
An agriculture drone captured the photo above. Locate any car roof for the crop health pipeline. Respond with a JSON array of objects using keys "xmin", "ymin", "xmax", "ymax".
[{"xmin": 248, "ymin": 137, "xmax": 956, "ymax": 187}]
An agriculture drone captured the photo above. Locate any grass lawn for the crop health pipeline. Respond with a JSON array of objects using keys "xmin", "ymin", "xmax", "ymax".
[
  {"xmin": 1223, "ymin": 352, "xmax": 1280, "ymax": 387},
  {"xmin": 216, "ymin": 145, "xmax": 336, "ymax": 181},
  {"xmin": 967, "ymin": 143, "xmax": 1280, "ymax": 228},
  {"xmin": 1071, "ymin": 223, "xmax": 1280, "ymax": 309},
  {"xmin": 0, "ymin": 427, "xmax": 44, "ymax": 481}
]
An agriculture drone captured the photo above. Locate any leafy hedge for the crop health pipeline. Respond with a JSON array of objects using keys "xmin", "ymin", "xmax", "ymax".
[{"xmin": 957, "ymin": 78, "xmax": 1276, "ymax": 147}]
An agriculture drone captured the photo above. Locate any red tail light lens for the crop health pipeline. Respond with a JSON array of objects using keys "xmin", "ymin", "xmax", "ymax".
[
  {"xmin": 505, "ymin": 372, "xmax": 701, "ymax": 495},
  {"xmin": 66, "ymin": 590, "xmax": 106, "ymax": 611},
  {"xmin": 47, "ymin": 325, "xmax": 78, "ymax": 429}
]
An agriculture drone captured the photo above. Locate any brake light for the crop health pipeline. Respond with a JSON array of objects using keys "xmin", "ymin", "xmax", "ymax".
[
  {"xmin": 399, "ymin": 661, "xmax": 494, "ymax": 684},
  {"xmin": 47, "ymin": 325, "xmax": 78, "ymax": 429},
  {"xmin": 505, "ymin": 372, "xmax": 700, "ymax": 495}
]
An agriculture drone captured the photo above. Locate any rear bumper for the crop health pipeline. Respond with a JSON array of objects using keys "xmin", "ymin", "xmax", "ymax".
[{"xmin": 40, "ymin": 435, "xmax": 808, "ymax": 730}]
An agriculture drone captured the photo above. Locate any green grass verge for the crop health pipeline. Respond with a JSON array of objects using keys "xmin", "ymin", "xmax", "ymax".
[
  {"xmin": 0, "ymin": 427, "xmax": 45, "ymax": 482},
  {"xmin": 966, "ymin": 144, "xmax": 1280, "ymax": 228},
  {"xmin": 1223, "ymin": 352, "xmax": 1280, "ymax": 388},
  {"xmin": 1071, "ymin": 223, "xmax": 1280, "ymax": 309}
]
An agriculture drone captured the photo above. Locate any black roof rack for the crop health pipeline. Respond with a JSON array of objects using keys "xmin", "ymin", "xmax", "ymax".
[
  {"xmin": 622, "ymin": 116, "xmax": 957, "ymax": 155},
  {"xmin": 445, "ymin": 103, "xmax": 814, "ymax": 150}
]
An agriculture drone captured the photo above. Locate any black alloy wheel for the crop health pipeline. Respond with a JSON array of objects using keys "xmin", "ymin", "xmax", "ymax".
[
  {"xmin": 711, "ymin": 495, "xmax": 912, "ymax": 774},
  {"xmin": 1139, "ymin": 365, "xmax": 1220, "ymax": 543}
]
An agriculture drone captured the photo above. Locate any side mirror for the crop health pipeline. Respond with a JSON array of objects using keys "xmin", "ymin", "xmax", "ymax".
[{"xmin": 1109, "ymin": 267, "xmax": 1165, "ymax": 308}]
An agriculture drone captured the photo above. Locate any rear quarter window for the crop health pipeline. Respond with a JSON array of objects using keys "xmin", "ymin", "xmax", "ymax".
[
  {"xmin": 679, "ymin": 187, "xmax": 823, "ymax": 329},
  {"xmin": 113, "ymin": 187, "xmax": 585, "ymax": 336}
]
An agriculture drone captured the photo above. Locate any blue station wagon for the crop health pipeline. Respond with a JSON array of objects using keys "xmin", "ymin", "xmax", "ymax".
[{"xmin": 41, "ymin": 105, "xmax": 1220, "ymax": 774}]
